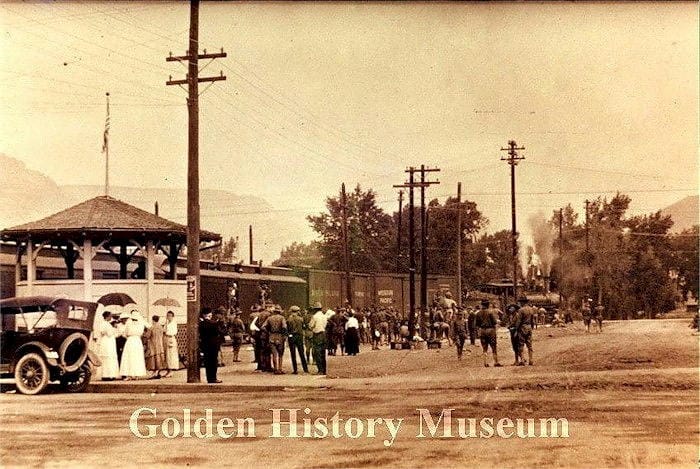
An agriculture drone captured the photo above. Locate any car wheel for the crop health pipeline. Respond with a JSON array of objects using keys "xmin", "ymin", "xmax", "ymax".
[
  {"xmin": 14, "ymin": 352, "xmax": 50, "ymax": 395},
  {"xmin": 60, "ymin": 363, "xmax": 92, "ymax": 393}
]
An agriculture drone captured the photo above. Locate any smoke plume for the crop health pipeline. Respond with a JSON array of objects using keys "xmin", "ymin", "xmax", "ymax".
[{"xmin": 528, "ymin": 211, "xmax": 555, "ymax": 276}]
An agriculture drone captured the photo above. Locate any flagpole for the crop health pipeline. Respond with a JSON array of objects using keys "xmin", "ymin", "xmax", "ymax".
[{"xmin": 104, "ymin": 92, "xmax": 110, "ymax": 196}]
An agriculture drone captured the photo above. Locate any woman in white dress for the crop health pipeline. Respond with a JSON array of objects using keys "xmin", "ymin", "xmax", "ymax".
[
  {"xmin": 96, "ymin": 311, "xmax": 120, "ymax": 380},
  {"xmin": 163, "ymin": 310, "xmax": 179, "ymax": 377},
  {"xmin": 119, "ymin": 311, "xmax": 148, "ymax": 379}
]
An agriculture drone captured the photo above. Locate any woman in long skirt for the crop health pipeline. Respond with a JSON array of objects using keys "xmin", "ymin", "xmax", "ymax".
[
  {"xmin": 119, "ymin": 311, "xmax": 148, "ymax": 379},
  {"xmin": 344, "ymin": 312, "xmax": 360, "ymax": 356},
  {"xmin": 96, "ymin": 311, "xmax": 120, "ymax": 380},
  {"xmin": 163, "ymin": 311, "xmax": 179, "ymax": 377},
  {"xmin": 144, "ymin": 315, "xmax": 166, "ymax": 378}
]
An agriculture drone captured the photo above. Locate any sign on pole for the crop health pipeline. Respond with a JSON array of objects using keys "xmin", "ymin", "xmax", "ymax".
[{"xmin": 186, "ymin": 275, "xmax": 197, "ymax": 302}]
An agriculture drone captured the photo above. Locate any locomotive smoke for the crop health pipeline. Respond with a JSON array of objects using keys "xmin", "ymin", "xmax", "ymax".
[{"xmin": 528, "ymin": 212, "xmax": 555, "ymax": 277}]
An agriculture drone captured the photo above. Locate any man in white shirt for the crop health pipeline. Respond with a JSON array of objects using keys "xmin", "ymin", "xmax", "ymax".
[{"xmin": 307, "ymin": 302, "xmax": 327, "ymax": 374}]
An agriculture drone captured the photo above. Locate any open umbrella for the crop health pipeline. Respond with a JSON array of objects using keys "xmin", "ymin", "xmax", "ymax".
[
  {"xmin": 97, "ymin": 292, "xmax": 136, "ymax": 307},
  {"xmin": 153, "ymin": 297, "xmax": 181, "ymax": 308}
]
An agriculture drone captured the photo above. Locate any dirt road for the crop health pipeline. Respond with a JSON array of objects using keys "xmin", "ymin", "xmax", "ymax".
[{"xmin": 1, "ymin": 319, "xmax": 697, "ymax": 468}]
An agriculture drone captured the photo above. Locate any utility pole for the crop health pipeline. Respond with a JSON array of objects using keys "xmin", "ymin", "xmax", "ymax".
[
  {"xmin": 559, "ymin": 208, "xmax": 564, "ymax": 306},
  {"xmin": 416, "ymin": 165, "xmax": 440, "ymax": 332},
  {"xmin": 395, "ymin": 166, "xmax": 438, "ymax": 339},
  {"xmin": 248, "ymin": 225, "xmax": 253, "ymax": 265},
  {"xmin": 500, "ymin": 140, "xmax": 525, "ymax": 303},
  {"xmin": 396, "ymin": 190, "xmax": 403, "ymax": 273},
  {"xmin": 166, "ymin": 0, "xmax": 226, "ymax": 383},
  {"xmin": 340, "ymin": 183, "xmax": 352, "ymax": 306},
  {"xmin": 584, "ymin": 200, "xmax": 590, "ymax": 256},
  {"xmin": 394, "ymin": 170, "xmax": 417, "ymax": 338},
  {"xmin": 456, "ymin": 182, "xmax": 462, "ymax": 307}
]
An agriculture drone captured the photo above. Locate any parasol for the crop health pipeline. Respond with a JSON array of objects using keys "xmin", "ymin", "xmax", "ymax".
[
  {"xmin": 97, "ymin": 292, "xmax": 136, "ymax": 307},
  {"xmin": 153, "ymin": 297, "xmax": 181, "ymax": 308}
]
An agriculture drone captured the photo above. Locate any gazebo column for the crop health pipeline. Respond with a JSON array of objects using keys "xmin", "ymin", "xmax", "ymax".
[
  {"xmin": 146, "ymin": 240, "xmax": 155, "ymax": 318},
  {"xmin": 167, "ymin": 241, "xmax": 180, "ymax": 280},
  {"xmin": 15, "ymin": 243, "xmax": 24, "ymax": 286},
  {"xmin": 119, "ymin": 242, "xmax": 128, "ymax": 279},
  {"xmin": 66, "ymin": 243, "xmax": 76, "ymax": 279},
  {"xmin": 83, "ymin": 239, "xmax": 93, "ymax": 301},
  {"xmin": 26, "ymin": 238, "xmax": 34, "ymax": 295}
]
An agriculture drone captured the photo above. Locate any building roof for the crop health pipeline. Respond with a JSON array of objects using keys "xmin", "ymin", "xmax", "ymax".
[
  {"xmin": 1, "ymin": 196, "xmax": 220, "ymax": 243},
  {"xmin": 176, "ymin": 266, "xmax": 307, "ymax": 284}
]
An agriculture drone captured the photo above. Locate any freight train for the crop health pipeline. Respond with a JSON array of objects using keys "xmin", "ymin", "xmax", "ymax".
[{"xmin": 0, "ymin": 244, "xmax": 456, "ymax": 324}]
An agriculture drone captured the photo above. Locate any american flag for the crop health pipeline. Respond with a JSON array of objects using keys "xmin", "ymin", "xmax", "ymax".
[{"xmin": 102, "ymin": 93, "xmax": 110, "ymax": 154}]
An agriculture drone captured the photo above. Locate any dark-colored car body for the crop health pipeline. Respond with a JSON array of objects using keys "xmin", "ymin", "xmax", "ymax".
[{"xmin": 0, "ymin": 296, "xmax": 100, "ymax": 394}]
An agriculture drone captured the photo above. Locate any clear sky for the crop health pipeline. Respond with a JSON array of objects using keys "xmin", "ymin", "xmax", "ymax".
[{"xmin": 1, "ymin": 1, "xmax": 697, "ymax": 249}]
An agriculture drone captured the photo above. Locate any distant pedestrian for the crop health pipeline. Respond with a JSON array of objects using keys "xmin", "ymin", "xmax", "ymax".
[
  {"xmin": 344, "ymin": 311, "xmax": 360, "ymax": 356},
  {"xmin": 119, "ymin": 311, "xmax": 148, "ymax": 380},
  {"xmin": 286, "ymin": 306, "xmax": 309, "ymax": 374},
  {"xmin": 451, "ymin": 310, "xmax": 469, "ymax": 360},
  {"xmin": 262, "ymin": 306, "xmax": 288, "ymax": 374},
  {"xmin": 163, "ymin": 311, "xmax": 179, "ymax": 377},
  {"xmin": 594, "ymin": 303, "xmax": 604, "ymax": 333},
  {"xmin": 228, "ymin": 310, "xmax": 245, "ymax": 362},
  {"xmin": 96, "ymin": 311, "xmax": 119, "ymax": 381},
  {"xmin": 582, "ymin": 301, "xmax": 592, "ymax": 333},
  {"xmin": 476, "ymin": 300, "xmax": 502, "ymax": 367},
  {"xmin": 199, "ymin": 308, "xmax": 222, "ymax": 383},
  {"xmin": 467, "ymin": 308, "xmax": 478, "ymax": 346},
  {"xmin": 308, "ymin": 302, "xmax": 328, "ymax": 374},
  {"xmin": 144, "ymin": 315, "xmax": 166, "ymax": 378},
  {"xmin": 515, "ymin": 297, "xmax": 536, "ymax": 366},
  {"xmin": 505, "ymin": 303, "xmax": 521, "ymax": 365}
]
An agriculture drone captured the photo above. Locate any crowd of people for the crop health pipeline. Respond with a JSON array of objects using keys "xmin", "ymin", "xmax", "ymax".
[
  {"xmin": 93, "ymin": 290, "xmax": 609, "ymax": 384},
  {"xmin": 93, "ymin": 309, "xmax": 180, "ymax": 381}
]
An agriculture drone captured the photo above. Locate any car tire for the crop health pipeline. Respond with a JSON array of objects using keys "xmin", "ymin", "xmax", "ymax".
[
  {"xmin": 14, "ymin": 352, "xmax": 50, "ymax": 395},
  {"xmin": 60, "ymin": 362, "xmax": 92, "ymax": 393},
  {"xmin": 58, "ymin": 332, "xmax": 89, "ymax": 373}
]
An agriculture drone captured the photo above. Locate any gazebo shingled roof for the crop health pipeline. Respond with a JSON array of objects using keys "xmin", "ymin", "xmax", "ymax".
[{"xmin": 0, "ymin": 195, "xmax": 220, "ymax": 242}]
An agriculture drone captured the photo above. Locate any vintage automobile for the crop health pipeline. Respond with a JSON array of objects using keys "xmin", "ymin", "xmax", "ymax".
[{"xmin": 0, "ymin": 296, "xmax": 101, "ymax": 395}]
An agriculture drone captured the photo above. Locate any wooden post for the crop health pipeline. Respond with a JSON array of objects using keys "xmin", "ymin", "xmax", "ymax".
[{"xmin": 83, "ymin": 239, "xmax": 93, "ymax": 301}]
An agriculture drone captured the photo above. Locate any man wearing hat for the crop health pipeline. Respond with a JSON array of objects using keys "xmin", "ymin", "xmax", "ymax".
[
  {"xmin": 307, "ymin": 302, "xmax": 328, "ymax": 374},
  {"xmin": 228, "ymin": 309, "xmax": 245, "ymax": 363},
  {"xmin": 505, "ymin": 303, "xmax": 522, "ymax": 365},
  {"xmin": 450, "ymin": 309, "xmax": 469, "ymax": 360},
  {"xmin": 514, "ymin": 297, "xmax": 536, "ymax": 366},
  {"xmin": 475, "ymin": 299, "xmax": 502, "ymax": 367},
  {"xmin": 199, "ymin": 308, "xmax": 222, "ymax": 383},
  {"xmin": 286, "ymin": 306, "xmax": 308, "ymax": 374},
  {"xmin": 262, "ymin": 305, "xmax": 288, "ymax": 374}
]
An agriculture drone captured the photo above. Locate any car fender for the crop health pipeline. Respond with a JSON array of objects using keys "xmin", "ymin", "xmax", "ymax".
[
  {"xmin": 13, "ymin": 342, "xmax": 59, "ymax": 372},
  {"xmin": 86, "ymin": 349, "xmax": 102, "ymax": 368}
]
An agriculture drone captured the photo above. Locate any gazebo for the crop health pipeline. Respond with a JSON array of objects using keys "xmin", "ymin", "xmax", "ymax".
[{"xmin": 1, "ymin": 195, "xmax": 220, "ymax": 320}]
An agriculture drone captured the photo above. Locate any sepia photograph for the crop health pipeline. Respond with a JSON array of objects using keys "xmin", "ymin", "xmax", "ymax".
[{"xmin": 0, "ymin": 1, "xmax": 698, "ymax": 467}]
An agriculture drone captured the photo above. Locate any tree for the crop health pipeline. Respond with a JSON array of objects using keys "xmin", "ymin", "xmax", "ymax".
[
  {"xmin": 545, "ymin": 193, "xmax": 682, "ymax": 318},
  {"xmin": 425, "ymin": 197, "xmax": 487, "ymax": 275},
  {"xmin": 307, "ymin": 185, "xmax": 395, "ymax": 272},
  {"xmin": 272, "ymin": 241, "xmax": 323, "ymax": 268},
  {"xmin": 669, "ymin": 226, "xmax": 699, "ymax": 301},
  {"xmin": 201, "ymin": 236, "xmax": 238, "ymax": 264},
  {"xmin": 462, "ymin": 230, "xmax": 516, "ymax": 289}
]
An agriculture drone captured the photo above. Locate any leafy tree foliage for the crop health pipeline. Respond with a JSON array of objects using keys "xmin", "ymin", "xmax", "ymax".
[
  {"xmin": 272, "ymin": 241, "xmax": 323, "ymax": 268},
  {"xmin": 306, "ymin": 185, "xmax": 395, "ymax": 272}
]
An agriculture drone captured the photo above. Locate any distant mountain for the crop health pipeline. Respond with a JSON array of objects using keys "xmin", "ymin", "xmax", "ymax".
[
  {"xmin": 0, "ymin": 154, "xmax": 312, "ymax": 262},
  {"xmin": 0, "ymin": 153, "xmax": 67, "ymax": 228},
  {"xmin": 661, "ymin": 195, "xmax": 698, "ymax": 233}
]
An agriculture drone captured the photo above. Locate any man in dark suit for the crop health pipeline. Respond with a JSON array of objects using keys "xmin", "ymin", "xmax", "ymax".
[{"xmin": 199, "ymin": 308, "xmax": 222, "ymax": 383}]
